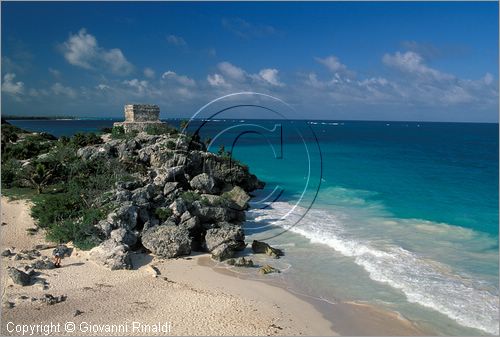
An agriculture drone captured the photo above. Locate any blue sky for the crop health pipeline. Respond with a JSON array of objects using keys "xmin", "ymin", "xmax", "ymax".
[{"xmin": 2, "ymin": 1, "xmax": 498, "ymax": 122}]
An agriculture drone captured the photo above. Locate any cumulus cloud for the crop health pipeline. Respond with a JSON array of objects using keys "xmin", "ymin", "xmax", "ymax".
[
  {"xmin": 144, "ymin": 67, "xmax": 155, "ymax": 78},
  {"xmin": 123, "ymin": 78, "xmax": 149, "ymax": 95},
  {"xmin": 166, "ymin": 34, "xmax": 187, "ymax": 47},
  {"xmin": 61, "ymin": 28, "xmax": 133, "ymax": 75},
  {"xmin": 382, "ymin": 51, "xmax": 453, "ymax": 81},
  {"xmin": 217, "ymin": 62, "xmax": 246, "ymax": 81},
  {"xmin": 1, "ymin": 73, "xmax": 24, "ymax": 96},
  {"xmin": 161, "ymin": 71, "xmax": 196, "ymax": 86},
  {"xmin": 315, "ymin": 56, "xmax": 348, "ymax": 73},
  {"xmin": 207, "ymin": 73, "xmax": 228, "ymax": 87},
  {"xmin": 256, "ymin": 68, "xmax": 284, "ymax": 86}
]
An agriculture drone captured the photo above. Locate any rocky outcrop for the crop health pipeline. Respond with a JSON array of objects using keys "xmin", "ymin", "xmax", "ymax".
[
  {"xmin": 205, "ymin": 223, "xmax": 246, "ymax": 261},
  {"xmin": 89, "ymin": 240, "xmax": 132, "ymax": 270},
  {"xmin": 142, "ymin": 225, "xmax": 192, "ymax": 258},
  {"xmin": 76, "ymin": 130, "xmax": 265, "ymax": 269},
  {"xmin": 252, "ymin": 240, "xmax": 284, "ymax": 258}
]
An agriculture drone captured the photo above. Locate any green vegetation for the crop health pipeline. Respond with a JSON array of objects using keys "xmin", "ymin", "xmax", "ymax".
[
  {"xmin": 111, "ymin": 125, "xmax": 138, "ymax": 140},
  {"xmin": 144, "ymin": 123, "xmax": 179, "ymax": 136},
  {"xmin": 180, "ymin": 191, "xmax": 200, "ymax": 203},
  {"xmin": 1, "ymin": 128, "xmax": 130, "ymax": 250},
  {"xmin": 154, "ymin": 207, "xmax": 173, "ymax": 221}
]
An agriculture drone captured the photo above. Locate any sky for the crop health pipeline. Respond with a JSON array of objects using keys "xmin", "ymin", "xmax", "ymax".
[{"xmin": 1, "ymin": 1, "xmax": 498, "ymax": 122}]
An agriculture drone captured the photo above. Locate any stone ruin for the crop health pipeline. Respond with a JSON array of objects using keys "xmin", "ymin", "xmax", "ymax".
[{"xmin": 113, "ymin": 104, "xmax": 165, "ymax": 132}]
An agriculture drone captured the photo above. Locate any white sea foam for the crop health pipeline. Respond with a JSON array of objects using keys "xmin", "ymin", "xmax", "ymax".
[{"xmin": 248, "ymin": 202, "xmax": 500, "ymax": 334}]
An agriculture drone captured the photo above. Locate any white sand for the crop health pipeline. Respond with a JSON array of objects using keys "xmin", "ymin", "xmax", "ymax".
[{"xmin": 1, "ymin": 197, "xmax": 425, "ymax": 336}]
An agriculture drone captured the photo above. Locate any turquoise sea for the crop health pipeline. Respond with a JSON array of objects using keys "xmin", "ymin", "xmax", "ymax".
[{"xmin": 7, "ymin": 118, "xmax": 499, "ymax": 335}]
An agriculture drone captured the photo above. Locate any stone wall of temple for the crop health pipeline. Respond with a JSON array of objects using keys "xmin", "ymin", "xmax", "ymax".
[
  {"xmin": 124, "ymin": 104, "xmax": 160, "ymax": 122},
  {"xmin": 114, "ymin": 104, "xmax": 164, "ymax": 132}
]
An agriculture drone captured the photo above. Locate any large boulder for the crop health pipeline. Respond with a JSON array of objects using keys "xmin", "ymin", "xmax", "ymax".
[
  {"xmin": 142, "ymin": 225, "xmax": 191, "ymax": 258},
  {"xmin": 130, "ymin": 184, "xmax": 156, "ymax": 205},
  {"xmin": 190, "ymin": 173, "xmax": 217, "ymax": 194},
  {"xmin": 210, "ymin": 243, "xmax": 235, "ymax": 261},
  {"xmin": 251, "ymin": 240, "xmax": 283, "ymax": 258},
  {"xmin": 89, "ymin": 240, "xmax": 132, "ymax": 270},
  {"xmin": 110, "ymin": 228, "xmax": 138, "ymax": 247},
  {"xmin": 163, "ymin": 182, "xmax": 179, "ymax": 197},
  {"xmin": 223, "ymin": 186, "xmax": 251, "ymax": 210},
  {"xmin": 191, "ymin": 202, "xmax": 244, "ymax": 223},
  {"xmin": 7, "ymin": 267, "xmax": 31, "ymax": 286},
  {"xmin": 205, "ymin": 223, "xmax": 245, "ymax": 261},
  {"xmin": 200, "ymin": 152, "xmax": 264, "ymax": 192},
  {"xmin": 107, "ymin": 203, "xmax": 139, "ymax": 230}
]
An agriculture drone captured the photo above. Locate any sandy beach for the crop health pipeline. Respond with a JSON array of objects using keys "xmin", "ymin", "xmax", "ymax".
[{"xmin": 1, "ymin": 196, "xmax": 425, "ymax": 336}]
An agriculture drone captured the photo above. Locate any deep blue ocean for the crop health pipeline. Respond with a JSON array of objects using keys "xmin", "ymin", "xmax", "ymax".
[{"xmin": 7, "ymin": 118, "xmax": 499, "ymax": 335}]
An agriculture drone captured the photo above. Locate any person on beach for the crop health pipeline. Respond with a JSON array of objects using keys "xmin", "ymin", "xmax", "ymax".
[{"xmin": 52, "ymin": 246, "xmax": 63, "ymax": 268}]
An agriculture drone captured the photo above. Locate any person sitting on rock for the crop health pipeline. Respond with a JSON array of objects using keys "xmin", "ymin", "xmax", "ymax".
[{"xmin": 52, "ymin": 246, "xmax": 63, "ymax": 268}]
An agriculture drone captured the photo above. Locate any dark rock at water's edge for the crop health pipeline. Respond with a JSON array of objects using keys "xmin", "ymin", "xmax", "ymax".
[
  {"xmin": 79, "ymin": 131, "xmax": 265, "ymax": 269},
  {"xmin": 251, "ymin": 240, "xmax": 284, "ymax": 258},
  {"xmin": 227, "ymin": 257, "xmax": 254, "ymax": 267},
  {"xmin": 259, "ymin": 264, "xmax": 280, "ymax": 275}
]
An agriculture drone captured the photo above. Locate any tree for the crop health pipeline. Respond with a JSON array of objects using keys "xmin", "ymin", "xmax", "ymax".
[{"xmin": 21, "ymin": 163, "xmax": 57, "ymax": 194}]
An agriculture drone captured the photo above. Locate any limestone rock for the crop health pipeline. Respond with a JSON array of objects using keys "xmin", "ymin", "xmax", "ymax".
[
  {"xmin": 89, "ymin": 240, "xmax": 132, "ymax": 270},
  {"xmin": 142, "ymin": 225, "xmax": 191, "ymax": 258},
  {"xmin": 251, "ymin": 240, "xmax": 284, "ymax": 258},
  {"xmin": 190, "ymin": 173, "xmax": 217, "ymax": 194}
]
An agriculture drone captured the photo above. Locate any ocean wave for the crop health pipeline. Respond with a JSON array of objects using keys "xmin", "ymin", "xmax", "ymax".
[{"xmin": 248, "ymin": 201, "xmax": 499, "ymax": 334}]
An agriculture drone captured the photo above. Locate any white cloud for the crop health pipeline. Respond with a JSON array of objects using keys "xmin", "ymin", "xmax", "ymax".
[
  {"xmin": 161, "ymin": 71, "xmax": 196, "ymax": 86},
  {"xmin": 123, "ymin": 78, "xmax": 149, "ymax": 95},
  {"xmin": 1, "ymin": 73, "xmax": 24, "ymax": 96},
  {"xmin": 315, "ymin": 56, "xmax": 348, "ymax": 73},
  {"xmin": 96, "ymin": 84, "xmax": 111, "ymax": 90},
  {"xmin": 207, "ymin": 73, "xmax": 228, "ymax": 87},
  {"xmin": 102, "ymin": 49, "xmax": 134, "ymax": 75},
  {"xmin": 217, "ymin": 62, "xmax": 246, "ymax": 81},
  {"xmin": 166, "ymin": 34, "xmax": 187, "ymax": 47},
  {"xmin": 51, "ymin": 83, "xmax": 77, "ymax": 98},
  {"xmin": 257, "ymin": 68, "xmax": 284, "ymax": 86},
  {"xmin": 144, "ymin": 67, "xmax": 155, "ymax": 78},
  {"xmin": 61, "ymin": 28, "xmax": 133, "ymax": 75},
  {"xmin": 382, "ymin": 51, "xmax": 452, "ymax": 80}
]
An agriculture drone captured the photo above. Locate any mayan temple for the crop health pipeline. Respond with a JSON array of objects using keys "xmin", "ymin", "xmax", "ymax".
[{"xmin": 113, "ymin": 104, "xmax": 164, "ymax": 132}]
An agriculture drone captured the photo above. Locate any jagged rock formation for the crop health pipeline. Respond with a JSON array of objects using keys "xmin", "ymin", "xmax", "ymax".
[{"xmin": 80, "ymin": 132, "xmax": 264, "ymax": 269}]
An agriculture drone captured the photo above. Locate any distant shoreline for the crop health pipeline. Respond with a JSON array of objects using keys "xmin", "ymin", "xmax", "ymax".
[
  {"xmin": 3, "ymin": 116, "xmax": 498, "ymax": 124},
  {"xmin": 2, "ymin": 115, "xmax": 78, "ymax": 121}
]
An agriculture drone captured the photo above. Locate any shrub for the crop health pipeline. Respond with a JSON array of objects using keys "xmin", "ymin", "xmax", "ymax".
[
  {"xmin": 181, "ymin": 191, "xmax": 200, "ymax": 203},
  {"xmin": 111, "ymin": 125, "xmax": 126, "ymax": 138},
  {"xmin": 1, "ymin": 159, "xmax": 21, "ymax": 188},
  {"xmin": 70, "ymin": 132, "xmax": 102, "ymax": 147},
  {"xmin": 100, "ymin": 127, "xmax": 113, "ymax": 134},
  {"xmin": 155, "ymin": 207, "xmax": 173, "ymax": 221},
  {"xmin": 2, "ymin": 134, "xmax": 55, "ymax": 161},
  {"xmin": 166, "ymin": 140, "xmax": 176, "ymax": 149}
]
